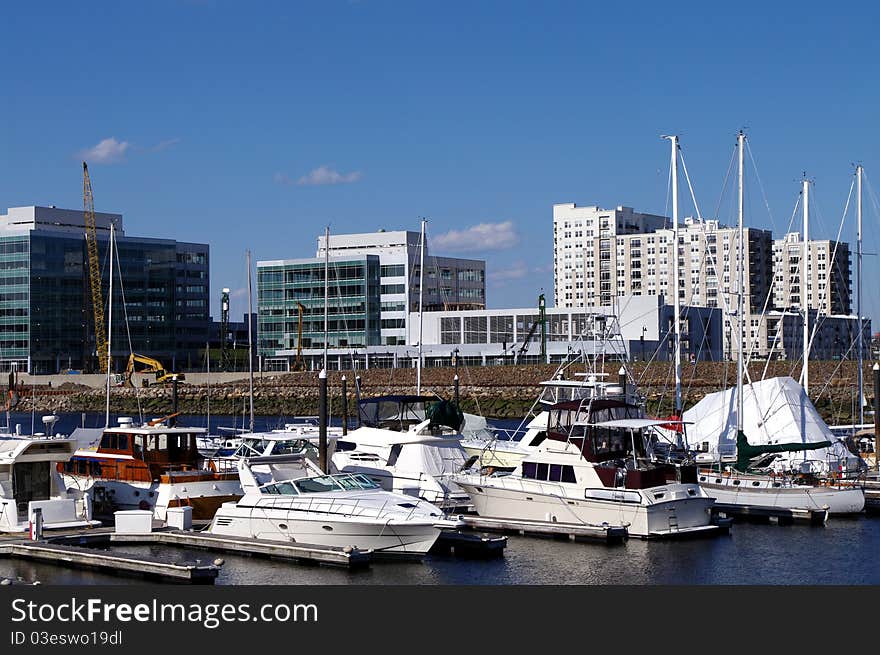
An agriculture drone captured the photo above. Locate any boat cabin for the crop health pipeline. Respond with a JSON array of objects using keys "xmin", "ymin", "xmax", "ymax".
[
  {"xmin": 357, "ymin": 395, "xmax": 463, "ymax": 434},
  {"xmin": 62, "ymin": 419, "xmax": 218, "ymax": 483}
]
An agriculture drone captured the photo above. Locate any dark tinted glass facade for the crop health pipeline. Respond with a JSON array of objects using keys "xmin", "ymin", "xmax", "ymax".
[{"xmin": 0, "ymin": 232, "xmax": 209, "ymax": 373}]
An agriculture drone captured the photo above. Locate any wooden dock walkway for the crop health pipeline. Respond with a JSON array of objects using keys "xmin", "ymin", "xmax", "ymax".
[
  {"xmin": 712, "ymin": 503, "xmax": 828, "ymax": 525},
  {"xmin": 0, "ymin": 539, "xmax": 218, "ymax": 583},
  {"xmin": 461, "ymin": 515, "xmax": 628, "ymax": 543}
]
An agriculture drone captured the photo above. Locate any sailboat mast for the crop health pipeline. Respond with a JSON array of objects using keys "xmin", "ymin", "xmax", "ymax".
[
  {"xmin": 324, "ymin": 225, "xmax": 329, "ymax": 373},
  {"xmin": 105, "ymin": 223, "xmax": 115, "ymax": 429},
  {"xmin": 736, "ymin": 131, "xmax": 745, "ymax": 434},
  {"xmin": 668, "ymin": 135, "xmax": 682, "ymax": 416},
  {"xmin": 802, "ymin": 178, "xmax": 810, "ymax": 396},
  {"xmin": 416, "ymin": 219, "xmax": 426, "ymax": 396},
  {"xmin": 857, "ymin": 165, "xmax": 864, "ymax": 426},
  {"xmin": 246, "ymin": 249, "xmax": 255, "ymax": 433}
]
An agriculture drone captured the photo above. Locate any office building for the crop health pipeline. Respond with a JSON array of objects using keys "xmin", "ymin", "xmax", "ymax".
[{"xmin": 0, "ymin": 206, "xmax": 210, "ymax": 373}]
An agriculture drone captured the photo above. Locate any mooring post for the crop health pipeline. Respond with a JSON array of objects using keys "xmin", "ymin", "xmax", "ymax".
[
  {"xmin": 874, "ymin": 362, "xmax": 879, "ymax": 470},
  {"xmin": 454, "ymin": 374, "xmax": 460, "ymax": 409},
  {"xmin": 170, "ymin": 375, "xmax": 179, "ymax": 427},
  {"xmin": 341, "ymin": 375, "xmax": 348, "ymax": 436},
  {"xmin": 354, "ymin": 375, "xmax": 362, "ymax": 428},
  {"xmin": 319, "ymin": 369, "xmax": 328, "ymax": 473}
]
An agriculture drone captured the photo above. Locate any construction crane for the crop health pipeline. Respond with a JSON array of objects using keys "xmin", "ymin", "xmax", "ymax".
[
  {"xmin": 83, "ymin": 162, "xmax": 108, "ymax": 374},
  {"xmin": 121, "ymin": 353, "xmax": 185, "ymax": 387},
  {"xmin": 219, "ymin": 287, "xmax": 233, "ymax": 371},
  {"xmin": 515, "ymin": 294, "xmax": 547, "ymax": 362},
  {"xmin": 292, "ymin": 302, "xmax": 306, "ymax": 371}
]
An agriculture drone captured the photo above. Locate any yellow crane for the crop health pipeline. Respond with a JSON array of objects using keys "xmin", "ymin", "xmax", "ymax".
[
  {"xmin": 293, "ymin": 302, "xmax": 305, "ymax": 371},
  {"xmin": 82, "ymin": 162, "xmax": 108, "ymax": 374}
]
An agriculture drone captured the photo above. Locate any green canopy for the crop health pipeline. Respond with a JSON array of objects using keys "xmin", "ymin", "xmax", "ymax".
[{"xmin": 735, "ymin": 430, "xmax": 832, "ymax": 473}]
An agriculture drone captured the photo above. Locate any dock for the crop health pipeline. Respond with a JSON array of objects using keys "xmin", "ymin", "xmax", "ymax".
[
  {"xmin": 712, "ymin": 503, "xmax": 828, "ymax": 525},
  {"xmin": 106, "ymin": 530, "xmax": 372, "ymax": 568},
  {"xmin": 431, "ymin": 529, "xmax": 507, "ymax": 557},
  {"xmin": 460, "ymin": 515, "xmax": 628, "ymax": 543},
  {"xmin": 0, "ymin": 539, "xmax": 218, "ymax": 584}
]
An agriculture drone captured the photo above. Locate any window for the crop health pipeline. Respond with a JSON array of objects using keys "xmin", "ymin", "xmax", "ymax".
[{"xmin": 380, "ymin": 264, "xmax": 405, "ymax": 277}]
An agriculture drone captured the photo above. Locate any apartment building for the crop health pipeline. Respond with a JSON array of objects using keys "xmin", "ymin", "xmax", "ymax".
[{"xmin": 772, "ymin": 232, "xmax": 851, "ymax": 315}]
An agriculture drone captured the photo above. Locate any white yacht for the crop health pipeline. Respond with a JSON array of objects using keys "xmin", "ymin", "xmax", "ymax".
[
  {"xmin": 462, "ymin": 370, "xmax": 642, "ymax": 471},
  {"xmin": 0, "ymin": 419, "xmax": 100, "ymax": 532},
  {"xmin": 331, "ymin": 395, "xmax": 472, "ymax": 510},
  {"xmin": 453, "ymin": 400, "xmax": 718, "ymax": 539},
  {"xmin": 208, "ymin": 458, "xmax": 463, "ymax": 556}
]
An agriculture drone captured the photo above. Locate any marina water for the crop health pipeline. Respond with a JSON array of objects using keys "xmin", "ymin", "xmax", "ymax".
[{"xmin": 4, "ymin": 413, "xmax": 877, "ymax": 585}]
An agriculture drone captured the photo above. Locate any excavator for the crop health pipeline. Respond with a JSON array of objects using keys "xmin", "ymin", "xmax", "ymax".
[{"xmin": 120, "ymin": 354, "xmax": 185, "ymax": 387}]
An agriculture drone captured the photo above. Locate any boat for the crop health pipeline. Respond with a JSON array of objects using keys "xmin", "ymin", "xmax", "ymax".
[
  {"xmin": 685, "ymin": 378, "xmax": 865, "ymax": 515},
  {"xmin": 208, "ymin": 422, "xmax": 344, "ymax": 482},
  {"xmin": 208, "ymin": 456, "xmax": 463, "ymax": 556},
  {"xmin": 61, "ymin": 416, "xmax": 244, "ymax": 521},
  {"xmin": 0, "ymin": 416, "xmax": 100, "ymax": 533},
  {"xmin": 331, "ymin": 395, "xmax": 473, "ymax": 510},
  {"xmin": 453, "ymin": 399, "xmax": 719, "ymax": 539},
  {"xmin": 670, "ymin": 134, "xmax": 864, "ymax": 515},
  {"xmin": 461, "ymin": 367, "xmax": 641, "ymax": 471}
]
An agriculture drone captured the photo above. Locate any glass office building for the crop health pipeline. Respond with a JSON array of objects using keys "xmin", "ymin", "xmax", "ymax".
[
  {"xmin": 0, "ymin": 206, "xmax": 209, "ymax": 373},
  {"xmin": 257, "ymin": 255, "xmax": 381, "ymax": 355}
]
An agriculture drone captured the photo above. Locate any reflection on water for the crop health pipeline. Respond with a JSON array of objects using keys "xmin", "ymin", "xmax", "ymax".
[{"xmin": 3, "ymin": 520, "xmax": 878, "ymax": 585}]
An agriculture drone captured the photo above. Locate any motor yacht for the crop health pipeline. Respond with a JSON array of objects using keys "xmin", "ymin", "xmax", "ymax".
[
  {"xmin": 331, "ymin": 395, "xmax": 472, "ymax": 510},
  {"xmin": 208, "ymin": 457, "xmax": 462, "ymax": 556},
  {"xmin": 61, "ymin": 416, "xmax": 243, "ymax": 521},
  {"xmin": 453, "ymin": 400, "xmax": 719, "ymax": 539},
  {"xmin": 0, "ymin": 418, "xmax": 100, "ymax": 532}
]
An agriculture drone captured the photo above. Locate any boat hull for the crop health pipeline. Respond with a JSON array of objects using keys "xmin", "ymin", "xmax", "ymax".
[
  {"xmin": 209, "ymin": 506, "xmax": 444, "ymax": 555},
  {"xmin": 456, "ymin": 478, "xmax": 714, "ymax": 538},
  {"xmin": 697, "ymin": 476, "xmax": 864, "ymax": 515}
]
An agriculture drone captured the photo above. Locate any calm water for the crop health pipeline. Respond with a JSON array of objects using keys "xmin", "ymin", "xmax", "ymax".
[{"xmin": 3, "ymin": 413, "xmax": 877, "ymax": 585}]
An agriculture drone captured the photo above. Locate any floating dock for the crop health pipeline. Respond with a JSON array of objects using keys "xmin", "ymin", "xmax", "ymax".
[
  {"xmin": 431, "ymin": 529, "xmax": 507, "ymax": 557},
  {"xmin": 107, "ymin": 530, "xmax": 372, "ymax": 568},
  {"xmin": 461, "ymin": 515, "xmax": 628, "ymax": 543},
  {"xmin": 0, "ymin": 539, "xmax": 218, "ymax": 584},
  {"xmin": 712, "ymin": 503, "xmax": 828, "ymax": 525}
]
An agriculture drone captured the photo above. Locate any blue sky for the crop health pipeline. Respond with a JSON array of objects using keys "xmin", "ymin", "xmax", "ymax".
[{"xmin": 2, "ymin": 2, "xmax": 879, "ymax": 326}]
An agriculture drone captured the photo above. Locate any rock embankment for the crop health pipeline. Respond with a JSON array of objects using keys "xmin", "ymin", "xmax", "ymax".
[{"xmin": 10, "ymin": 361, "xmax": 875, "ymax": 423}]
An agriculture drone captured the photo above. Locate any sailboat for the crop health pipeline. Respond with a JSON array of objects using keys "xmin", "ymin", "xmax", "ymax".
[{"xmin": 684, "ymin": 132, "xmax": 864, "ymax": 516}]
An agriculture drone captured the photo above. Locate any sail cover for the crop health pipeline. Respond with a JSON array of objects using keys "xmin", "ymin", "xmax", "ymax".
[{"xmin": 683, "ymin": 376, "xmax": 860, "ymax": 474}]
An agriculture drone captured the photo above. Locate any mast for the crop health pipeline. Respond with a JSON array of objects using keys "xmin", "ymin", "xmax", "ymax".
[
  {"xmin": 736, "ymin": 131, "xmax": 745, "ymax": 434},
  {"xmin": 324, "ymin": 225, "xmax": 329, "ymax": 373},
  {"xmin": 416, "ymin": 219, "xmax": 426, "ymax": 396},
  {"xmin": 104, "ymin": 223, "xmax": 115, "ymax": 429},
  {"xmin": 206, "ymin": 341, "xmax": 211, "ymax": 436},
  {"xmin": 857, "ymin": 165, "xmax": 864, "ymax": 426},
  {"xmin": 246, "ymin": 249, "xmax": 255, "ymax": 433},
  {"xmin": 802, "ymin": 178, "xmax": 810, "ymax": 396},
  {"xmin": 667, "ymin": 135, "xmax": 682, "ymax": 416}
]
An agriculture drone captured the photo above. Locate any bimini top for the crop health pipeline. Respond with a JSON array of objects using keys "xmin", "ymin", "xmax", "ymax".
[{"xmin": 358, "ymin": 395, "xmax": 463, "ymax": 432}]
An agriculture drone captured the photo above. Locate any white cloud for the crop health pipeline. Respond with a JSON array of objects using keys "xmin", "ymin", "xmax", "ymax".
[
  {"xmin": 275, "ymin": 165, "xmax": 362, "ymax": 187},
  {"xmin": 432, "ymin": 221, "xmax": 519, "ymax": 253},
  {"xmin": 79, "ymin": 137, "xmax": 131, "ymax": 164}
]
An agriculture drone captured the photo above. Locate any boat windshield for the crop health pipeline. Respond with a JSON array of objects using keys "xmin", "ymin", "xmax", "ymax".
[{"xmin": 259, "ymin": 473, "xmax": 380, "ymax": 495}]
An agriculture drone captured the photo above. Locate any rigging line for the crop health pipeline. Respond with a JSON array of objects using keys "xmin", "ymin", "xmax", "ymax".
[
  {"xmin": 760, "ymin": 195, "xmax": 803, "ymax": 380},
  {"xmin": 745, "ymin": 139, "xmax": 779, "ymax": 234},
  {"xmin": 112, "ymin": 235, "xmax": 144, "ymax": 424},
  {"xmin": 814, "ymin": 329, "xmax": 860, "ymax": 401},
  {"xmin": 805, "ymin": 180, "xmax": 853, "ymax": 358}
]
